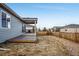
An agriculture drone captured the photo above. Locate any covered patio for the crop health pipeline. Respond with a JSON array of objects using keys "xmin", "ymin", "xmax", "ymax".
[
  {"xmin": 22, "ymin": 18, "xmax": 37, "ymax": 34},
  {"xmin": 9, "ymin": 18, "xmax": 38, "ymax": 42}
]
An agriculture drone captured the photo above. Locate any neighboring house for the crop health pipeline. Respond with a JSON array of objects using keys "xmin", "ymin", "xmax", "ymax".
[
  {"xmin": 51, "ymin": 26, "xmax": 61, "ymax": 32},
  {"xmin": 60, "ymin": 24, "xmax": 79, "ymax": 33},
  {"xmin": 0, "ymin": 3, "xmax": 38, "ymax": 43}
]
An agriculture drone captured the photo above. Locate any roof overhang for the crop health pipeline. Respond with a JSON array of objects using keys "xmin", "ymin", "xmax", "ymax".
[
  {"xmin": 0, "ymin": 3, "xmax": 38, "ymax": 24},
  {"xmin": 26, "ymin": 24, "xmax": 35, "ymax": 27},
  {"xmin": 23, "ymin": 18, "xmax": 38, "ymax": 24},
  {"xmin": 0, "ymin": 3, "xmax": 25, "ymax": 23}
]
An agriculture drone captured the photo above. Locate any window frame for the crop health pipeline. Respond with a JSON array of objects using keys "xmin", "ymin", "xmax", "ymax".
[{"xmin": 0, "ymin": 9, "xmax": 11, "ymax": 29}]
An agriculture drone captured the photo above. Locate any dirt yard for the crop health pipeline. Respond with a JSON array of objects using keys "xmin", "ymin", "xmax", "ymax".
[{"xmin": 0, "ymin": 36, "xmax": 79, "ymax": 56}]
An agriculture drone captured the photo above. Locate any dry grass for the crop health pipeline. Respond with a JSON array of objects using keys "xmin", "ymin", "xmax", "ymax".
[
  {"xmin": 0, "ymin": 36, "xmax": 69, "ymax": 56},
  {"xmin": 37, "ymin": 31, "xmax": 48, "ymax": 36}
]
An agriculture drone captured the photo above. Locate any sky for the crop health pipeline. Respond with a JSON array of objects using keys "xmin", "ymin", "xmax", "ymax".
[{"xmin": 7, "ymin": 3, "xmax": 79, "ymax": 29}]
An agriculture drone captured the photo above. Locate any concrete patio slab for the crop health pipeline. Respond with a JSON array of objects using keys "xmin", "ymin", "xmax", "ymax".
[{"xmin": 8, "ymin": 33, "xmax": 37, "ymax": 43}]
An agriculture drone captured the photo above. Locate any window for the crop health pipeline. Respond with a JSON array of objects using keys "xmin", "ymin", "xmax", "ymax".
[
  {"xmin": 1, "ymin": 10, "xmax": 11, "ymax": 29},
  {"xmin": 2, "ymin": 12, "xmax": 7, "ymax": 27}
]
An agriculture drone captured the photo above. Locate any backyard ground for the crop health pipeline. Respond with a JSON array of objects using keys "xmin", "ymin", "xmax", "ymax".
[{"xmin": 0, "ymin": 36, "xmax": 79, "ymax": 56}]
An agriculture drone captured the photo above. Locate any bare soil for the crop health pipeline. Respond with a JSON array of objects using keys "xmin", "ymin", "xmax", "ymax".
[{"xmin": 0, "ymin": 36, "xmax": 79, "ymax": 56}]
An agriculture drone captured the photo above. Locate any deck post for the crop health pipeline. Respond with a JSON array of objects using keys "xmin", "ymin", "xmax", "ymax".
[{"xmin": 34, "ymin": 21, "xmax": 36, "ymax": 35}]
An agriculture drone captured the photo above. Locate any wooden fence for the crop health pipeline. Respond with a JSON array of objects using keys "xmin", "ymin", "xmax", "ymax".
[
  {"xmin": 52, "ymin": 32, "xmax": 79, "ymax": 42},
  {"xmin": 37, "ymin": 31, "xmax": 79, "ymax": 42}
]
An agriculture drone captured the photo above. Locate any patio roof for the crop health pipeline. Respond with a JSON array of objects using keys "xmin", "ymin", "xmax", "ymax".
[
  {"xmin": 23, "ymin": 18, "xmax": 38, "ymax": 24},
  {"xmin": 26, "ymin": 24, "xmax": 35, "ymax": 27}
]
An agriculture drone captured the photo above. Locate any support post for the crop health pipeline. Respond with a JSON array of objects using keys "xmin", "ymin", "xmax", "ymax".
[{"xmin": 34, "ymin": 21, "xmax": 36, "ymax": 35}]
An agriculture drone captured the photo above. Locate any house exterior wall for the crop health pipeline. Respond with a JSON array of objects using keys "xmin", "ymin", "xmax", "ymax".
[
  {"xmin": 22, "ymin": 23, "xmax": 26, "ymax": 32},
  {"xmin": 0, "ymin": 8, "xmax": 23, "ymax": 43},
  {"xmin": 60, "ymin": 28, "xmax": 79, "ymax": 33}
]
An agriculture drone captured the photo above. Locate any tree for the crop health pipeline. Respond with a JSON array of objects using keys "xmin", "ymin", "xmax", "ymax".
[
  {"xmin": 48, "ymin": 28, "xmax": 51, "ymax": 32},
  {"xmin": 38, "ymin": 28, "xmax": 41, "ymax": 31},
  {"xmin": 43, "ymin": 27, "xmax": 47, "ymax": 31}
]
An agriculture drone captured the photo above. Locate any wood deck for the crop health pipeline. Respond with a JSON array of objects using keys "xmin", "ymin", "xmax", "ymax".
[{"xmin": 8, "ymin": 33, "xmax": 37, "ymax": 43}]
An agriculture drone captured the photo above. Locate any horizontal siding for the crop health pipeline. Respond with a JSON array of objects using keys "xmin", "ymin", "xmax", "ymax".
[
  {"xmin": 0, "ymin": 11, "xmax": 23, "ymax": 43},
  {"xmin": 60, "ymin": 28, "xmax": 79, "ymax": 33}
]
